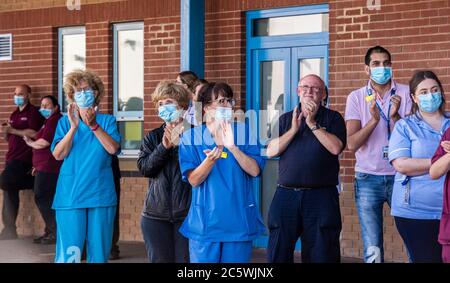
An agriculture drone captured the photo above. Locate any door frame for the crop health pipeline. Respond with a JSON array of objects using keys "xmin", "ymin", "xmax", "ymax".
[{"xmin": 245, "ymin": 4, "xmax": 329, "ymax": 249}]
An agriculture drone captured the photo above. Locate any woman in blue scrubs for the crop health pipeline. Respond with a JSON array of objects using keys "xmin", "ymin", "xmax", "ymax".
[
  {"xmin": 178, "ymin": 82, "xmax": 266, "ymax": 263},
  {"xmin": 51, "ymin": 70, "xmax": 121, "ymax": 263},
  {"xmin": 389, "ymin": 70, "xmax": 449, "ymax": 262}
]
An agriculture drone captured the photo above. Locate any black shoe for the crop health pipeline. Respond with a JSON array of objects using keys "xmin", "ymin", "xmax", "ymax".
[
  {"xmin": 0, "ymin": 229, "xmax": 18, "ymax": 240},
  {"xmin": 40, "ymin": 233, "xmax": 56, "ymax": 245},
  {"xmin": 109, "ymin": 246, "xmax": 120, "ymax": 260}
]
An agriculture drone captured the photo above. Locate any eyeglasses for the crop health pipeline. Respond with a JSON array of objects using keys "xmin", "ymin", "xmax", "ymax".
[
  {"xmin": 214, "ymin": 98, "xmax": 236, "ymax": 107},
  {"xmin": 298, "ymin": 85, "xmax": 322, "ymax": 94}
]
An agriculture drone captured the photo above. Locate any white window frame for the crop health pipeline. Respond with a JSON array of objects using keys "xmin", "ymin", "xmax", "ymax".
[
  {"xmin": 58, "ymin": 26, "xmax": 86, "ymax": 112},
  {"xmin": 113, "ymin": 22, "xmax": 144, "ymax": 157}
]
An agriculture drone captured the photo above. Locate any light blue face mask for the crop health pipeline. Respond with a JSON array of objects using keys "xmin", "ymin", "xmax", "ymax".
[
  {"xmin": 74, "ymin": 89, "xmax": 95, "ymax": 109},
  {"xmin": 39, "ymin": 108, "xmax": 52, "ymax": 119},
  {"xmin": 215, "ymin": 107, "xmax": 233, "ymax": 121},
  {"xmin": 418, "ymin": 92, "xmax": 442, "ymax": 113},
  {"xmin": 370, "ymin": 67, "xmax": 392, "ymax": 85},
  {"xmin": 158, "ymin": 104, "xmax": 181, "ymax": 123},
  {"xmin": 14, "ymin": 95, "xmax": 25, "ymax": 107}
]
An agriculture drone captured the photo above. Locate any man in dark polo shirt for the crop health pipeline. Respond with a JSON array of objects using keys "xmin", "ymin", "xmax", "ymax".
[
  {"xmin": 266, "ymin": 74, "xmax": 346, "ymax": 263},
  {"xmin": 0, "ymin": 85, "xmax": 44, "ymax": 240}
]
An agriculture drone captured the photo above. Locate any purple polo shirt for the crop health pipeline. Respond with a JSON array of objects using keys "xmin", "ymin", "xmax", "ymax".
[
  {"xmin": 32, "ymin": 110, "xmax": 62, "ymax": 173},
  {"xmin": 6, "ymin": 103, "xmax": 45, "ymax": 163},
  {"xmin": 344, "ymin": 80, "xmax": 412, "ymax": 175}
]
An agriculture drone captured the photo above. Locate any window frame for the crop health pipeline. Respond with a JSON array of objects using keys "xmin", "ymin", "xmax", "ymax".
[
  {"xmin": 113, "ymin": 22, "xmax": 145, "ymax": 157},
  {"xmin": 58, "ymin": 26, "xmax": 86, "ymax": 112}
]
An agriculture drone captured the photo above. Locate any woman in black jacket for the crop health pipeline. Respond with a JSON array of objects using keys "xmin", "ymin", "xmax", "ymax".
[{"xmin": 137, "ymin": 81, "xmax": 192, "ymax": 263}]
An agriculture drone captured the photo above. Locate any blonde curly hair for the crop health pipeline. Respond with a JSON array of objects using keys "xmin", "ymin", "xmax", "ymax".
[
  {"xmin": 63, "ymin": 69, "xmax": 105, "ymax": 106},
  {"xmin": 151, "ymin": 80, "xmax": 190, "ymax": 109}
]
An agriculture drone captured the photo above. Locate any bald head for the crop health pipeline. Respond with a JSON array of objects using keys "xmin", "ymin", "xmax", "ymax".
[{"xmin": 297, "ymin": 74, "xmax": 326, "ymax": 106}]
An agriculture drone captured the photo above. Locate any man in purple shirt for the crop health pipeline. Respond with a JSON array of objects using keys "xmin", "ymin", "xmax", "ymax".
[
  {"xmin": 0, "ymin": 85, "xmax": 44, "ymax": 240},
  {"xmin": 345, "ymin": 46, "xmax": 412, "ymax": 263}
]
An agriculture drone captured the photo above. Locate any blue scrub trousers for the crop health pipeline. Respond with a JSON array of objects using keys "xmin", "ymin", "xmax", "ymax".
[
  {"xmin": 189, "ymin": 239, "xmax": 253, "ymax": 263},
  {"xmin": 55, "ymin": 206, "xmax": 116, "ymax": 263}
]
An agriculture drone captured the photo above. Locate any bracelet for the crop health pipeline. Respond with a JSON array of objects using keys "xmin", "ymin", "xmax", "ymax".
[
  {"xmin": 90, "ymin": 124, "xmax": 100, "ymax": 132},
  {"xmin": 310, "ymin": 124, "xmax": 321, "ymax": 131}
]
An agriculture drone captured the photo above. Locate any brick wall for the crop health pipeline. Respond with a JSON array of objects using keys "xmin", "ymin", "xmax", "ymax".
[
  {"xmin": 0, "ymin": 0, "xmax": 125, "ymax": 12},
  {"xmin": 1, "ymin": 0, "xmax": 450, "ymax": 262}
]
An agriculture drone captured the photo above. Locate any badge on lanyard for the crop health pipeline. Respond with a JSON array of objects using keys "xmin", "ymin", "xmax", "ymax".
[
  {"xmin": 365, "ymin": 95, "xmax": 375, "ymax": 103},
  {"xmin": 382, "ymin": 145, "xmax": 389, "ymax": 160},
  {"xmin": 221, "ymin": 151, "xmax": 228, "ymax": 159}
]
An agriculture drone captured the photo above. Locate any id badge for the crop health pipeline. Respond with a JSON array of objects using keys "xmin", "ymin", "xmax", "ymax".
[
  {"xmin": 382, "ymin": 146, "xmax": 389, "ymax": 160},
  {"xmin": 221, "ymin": 151, "xmax": 228, "ymax": 159}
]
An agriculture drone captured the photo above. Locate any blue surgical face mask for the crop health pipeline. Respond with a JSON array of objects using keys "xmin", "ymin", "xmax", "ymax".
[
  {"xmin": 370, "ymin": 67, "xmax": 392, "ymax": 85},
  {"xmin": 74, "ymin": 89, "xmax": 95, "ymax": 109},
  {"xmin": 14, "ymin": 95, "xmax": 25, "ymax": 107},
  {"xmin": 39, "ymin": 108, "xmax": 52, "ymax": 119},
  {"xmin": 418, "ymin": 92, "xmax": 442, "ymax": 113},
  {"xmin": 215, "ymin": 107, "xmax": 233, "ymax": 121},
  {"xmin": 158, "ymin": 104, "xmax": 181, "ymax": 123}
]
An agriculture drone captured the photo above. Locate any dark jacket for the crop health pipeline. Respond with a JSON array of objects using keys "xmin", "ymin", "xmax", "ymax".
[{"xmin": 137, "ymin": 123, "xmax": 191, "ymax": 222}]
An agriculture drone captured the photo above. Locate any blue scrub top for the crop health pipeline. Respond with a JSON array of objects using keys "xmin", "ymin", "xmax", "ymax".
[
  {"xmin": 51, "ymin": 114, "xmax": 121, "ymax": 209},
  {"xmin": 178, "ymin": 122, "xmax": 266, "ymax": 242},
  {"xmin": 388, "ymin": 113, "xmax": 450, "ymax": 219}
]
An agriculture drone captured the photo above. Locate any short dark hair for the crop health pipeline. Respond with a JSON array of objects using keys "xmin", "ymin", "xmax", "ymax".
[
  {"xmin": 365, "ymin": 45, "xmax": 391, "ymax": 66},
  {"xmin": 197, "ymin": 82, "xmax": 233, "ymax": 108},
  {"xmin": 41, "ymin": 95, "xmax": 59, "ymax": 107},
  {"xmin": 409, "ymin": 70, "xmax": 446, "ymax": 117}
]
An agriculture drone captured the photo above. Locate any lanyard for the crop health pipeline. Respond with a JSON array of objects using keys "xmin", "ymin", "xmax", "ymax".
[{"xmin": 366, "ymin": 87, "xmax": 396, "ymax": 140}]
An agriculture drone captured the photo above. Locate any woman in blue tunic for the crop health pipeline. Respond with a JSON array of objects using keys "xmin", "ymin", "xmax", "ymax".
[
  {"xmin": 178, "ymin": 82, "xmax": 266, "ymax": 263},
  {"xmin": 51, "ymin": 69, "xmax": 121, "ymax": 263}
]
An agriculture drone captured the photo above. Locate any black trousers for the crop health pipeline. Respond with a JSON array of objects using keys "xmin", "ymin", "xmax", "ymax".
[
  {"xmin": 34, "ymin": 171, "xmax": 58, "ymax": 235},
  {"xmin": 141, "ymin": 216, "xmax": 189, "ymax": 263},
  {"xmin": 111, "ymin": 173, "xmax": 120, "ymax": 252},
  {"xmin": 0, "ymin": 160, "xmax": 34, "ymax": 231},
  {"xmin": 394, "ymin": 216, "xmax": 442, "ymax": 263},
  {"xmin": 267, "ymin": 186, "xmax": 342, "ymax": 263}
]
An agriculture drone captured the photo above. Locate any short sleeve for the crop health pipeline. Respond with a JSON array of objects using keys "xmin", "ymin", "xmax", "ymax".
[
  {"xmin": 278, "ymin": 112, "xmax": 291, "ymax": 137},
  {"xmin": 344, "ymin": 91, "xmax": 361, "ymax": 121},
  {"xmin": 178, "ymin": 129, "xmax": 201, "ymax": 183},
  {"xmin": 51, "ymin": 116, "xmax": 69, "ymax": 152},
  {"xmin": 29, "ymin": 107, "xmax": 45, "ymax": 131},
  {"xmin": 388, "ymin": 120, "xmax": 411, "ymax": 162},
  {"xmin": 431, "ymin": 128, "xmax": 450, "ymax": 164},
  {"xmin": 328, "ymin": 111, "xmax": 347, "ymax": 147},
  {"xmin": 103, "ymin": 115, "xmax": 121, "ymax": 144},
  {"xmin": 242, "ymin": 123, "xmax": 265, "ymax": 173},
  {"xmin": 40, "ymin": 115, "xmax": 61, "ymax": 144}
]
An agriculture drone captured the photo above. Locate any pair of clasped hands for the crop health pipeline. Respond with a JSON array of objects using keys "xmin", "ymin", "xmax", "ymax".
[{"xmin": 203, "ymin": 121, "xmax": 235, "ymax": 162}]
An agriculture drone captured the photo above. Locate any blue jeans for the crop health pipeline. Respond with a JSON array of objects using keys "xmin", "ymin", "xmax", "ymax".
[{"xmin": 354, "ymin": 172, "xmax": 394, "ymax": 263}]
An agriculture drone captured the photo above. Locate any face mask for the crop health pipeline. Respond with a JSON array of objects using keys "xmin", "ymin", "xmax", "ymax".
[
  {"xmin": 158, "ymin": 104, "xmax": 181, "ymax": 123},
  {"xmin": 74, "ymin": 89, "xmax": 95, "ymax": 109},
  {"xmin": 39, "ymin": 108, "xmax": 52, "ymax": 119},
  {"xmin": 215, "ymin": 107, "xmax": 233, "ymax": 121},
  {"xmin": 418, "ymin": 92, "xmax": 442, "ymax": 113},
  {"xmin": 370, "ymin": 67, "xmax": 392, "ymax": 85},
  {"xmin": 14, "ymin": 95, "xmax": 25, "ymax": 107}
]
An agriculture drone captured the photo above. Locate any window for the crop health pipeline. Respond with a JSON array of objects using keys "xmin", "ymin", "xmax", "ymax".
[
  {"xmin": 253, "ymin": 13, "xmax": 329, "ymax": 37},
  {"xmin": 113, "ymin": 22, "xmax": 144, "ymax": 157},
  {"xmin": 0, "ymin": 34, "xmax": 12, "ymax": 61},
  {"xmin": 58, "ymin": 27, "xmax": 86, "ymax": 112}
]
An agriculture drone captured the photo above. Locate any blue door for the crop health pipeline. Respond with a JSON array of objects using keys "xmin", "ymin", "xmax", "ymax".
[{"xmin": 246, "ymin": 5, "xmax": 329, "ymax": 250}]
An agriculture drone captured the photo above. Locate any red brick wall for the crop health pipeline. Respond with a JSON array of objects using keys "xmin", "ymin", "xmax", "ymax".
[{"xmin": 1, "ymin": 0, "xmax": 450, "ymax": 262}]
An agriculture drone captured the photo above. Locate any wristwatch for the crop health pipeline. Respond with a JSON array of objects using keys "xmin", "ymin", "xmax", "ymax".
[{"xmin": 310, "ymin": 124, "xmax": 321, "ymax": 131}]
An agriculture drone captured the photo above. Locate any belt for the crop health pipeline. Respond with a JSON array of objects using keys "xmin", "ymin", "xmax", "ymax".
[{"xmin": 277, "ymin": 184, "xmax": 313, "ymax": 191}]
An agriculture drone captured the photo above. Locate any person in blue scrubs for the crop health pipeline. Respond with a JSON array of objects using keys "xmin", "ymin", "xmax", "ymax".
[
  {"xmin": 178, "ymin": 82, "xmax": 266, "ymax": 263},
  {"xmin": 388, "ymin": 70, "xmax": 449, "ymax": 262},
  {"xmin": 51, "ymin": 70, "xmax": 121, "ymax": 263}
]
